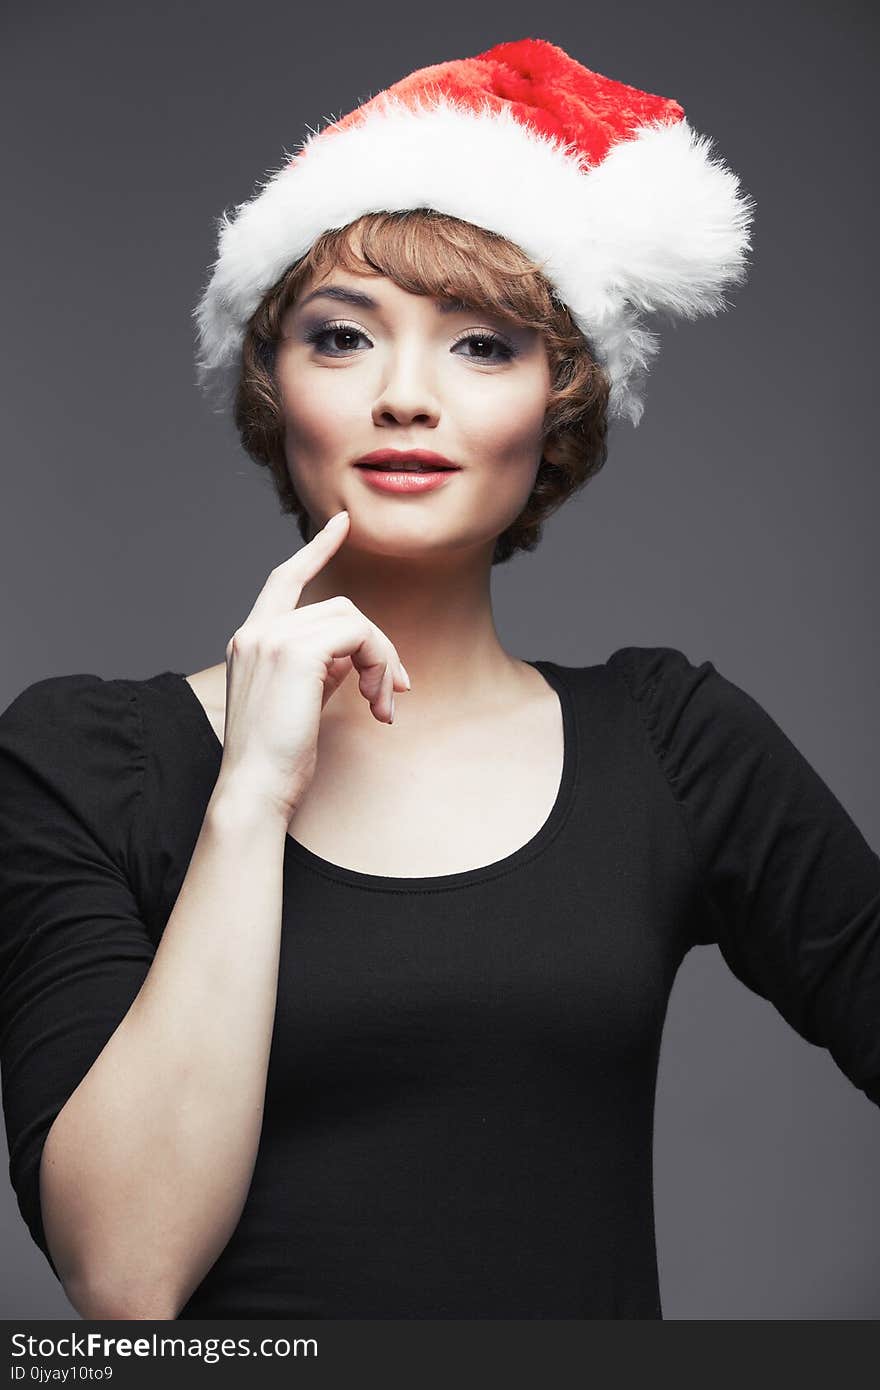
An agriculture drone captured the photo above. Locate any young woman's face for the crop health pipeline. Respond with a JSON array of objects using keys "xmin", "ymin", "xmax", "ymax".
[{"xmin": 276, "ymin": 268, "xmax": 556, "ymax": 560}]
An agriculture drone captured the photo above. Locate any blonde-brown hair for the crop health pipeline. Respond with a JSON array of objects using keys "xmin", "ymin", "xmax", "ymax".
[{"xmin": 234, "ymin": 209, "xmax": 611, "ymax": 565}]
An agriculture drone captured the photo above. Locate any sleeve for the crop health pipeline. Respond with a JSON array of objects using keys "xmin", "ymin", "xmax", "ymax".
[
  {"xmin": 0, "ymin": 674, "xmax": 158, "ymax": 1279},
  {"xmin": 607, "ymin": 645, "xmax": 880, "ymax": 1109}
]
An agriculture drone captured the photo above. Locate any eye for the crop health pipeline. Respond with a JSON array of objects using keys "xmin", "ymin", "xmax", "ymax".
[
  {"xmin": 302, "ymin": 320, "xmax": 518, "ymax": 363},
  {"xmin": 304, "ymin": 320, "xmax": 372, "ymax": 356},
  {"xmin": 451, "ymin": 331, "xmax": 518, "ymax": 363}
]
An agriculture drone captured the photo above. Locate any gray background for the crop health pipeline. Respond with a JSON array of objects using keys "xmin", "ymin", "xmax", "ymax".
[{"xmin": 2, "ymin": 0, "xmax": 877, "ymax": 1320}]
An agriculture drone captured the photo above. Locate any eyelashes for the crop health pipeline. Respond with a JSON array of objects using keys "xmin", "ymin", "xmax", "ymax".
[{"xmin": 303, "ymin": 319, "xmax": 518, "ymax": 363}]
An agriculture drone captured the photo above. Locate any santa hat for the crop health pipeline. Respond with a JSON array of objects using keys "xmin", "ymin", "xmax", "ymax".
[{"xmin": 193, "ymin": 37, "xmax": 755, "ymax": 426}]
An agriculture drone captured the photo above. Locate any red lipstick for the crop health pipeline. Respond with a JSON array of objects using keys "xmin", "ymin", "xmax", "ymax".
[
  {"xmin": 353, "ymin": 448, "xmax": 461, "ymax": 494},
  {"xmin": 354, "ymin": 449, "xmax": 461, "ymax": 469}
]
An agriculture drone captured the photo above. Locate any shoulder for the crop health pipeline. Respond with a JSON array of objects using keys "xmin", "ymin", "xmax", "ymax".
[
  {"xmin": 547, "ymin": 646, "xmax": 769, "ymax": 736},
  {"xmin": 605, "ymin": 643, "xmax": 756, "ymax": 725},
  {"xmin": 1, "ymin": 670, "xmax": 139, "ymax": 723},
  {"xmin": 0, "ymin": 670, "xmax": 143, "ymax": 767},
  {"xmin": 603, "ymin": 644, "xmax": 808, "ymax": 791},
  {"xmin": 0, "ymin": 673, "xmax": 146, "ymax": 854},
  {"xmin": 606, "ymin": 644, "xmax": 709, "ymax": 700}
]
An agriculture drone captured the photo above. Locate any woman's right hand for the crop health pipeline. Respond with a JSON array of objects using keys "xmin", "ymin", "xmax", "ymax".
[{"xmin": 216, "ymin": 510, "xmax": 411, "ymax": 824}]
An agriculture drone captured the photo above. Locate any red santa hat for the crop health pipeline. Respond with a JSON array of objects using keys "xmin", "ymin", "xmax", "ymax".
[{"xmin": 194, "ymin": 37, "xmax": 755, "ymax": 426}]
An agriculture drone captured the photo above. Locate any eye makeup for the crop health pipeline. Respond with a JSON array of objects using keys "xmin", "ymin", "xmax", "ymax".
[{"xmin": 302, "ymin": 319, "xmax": 519, "ymax": 362}]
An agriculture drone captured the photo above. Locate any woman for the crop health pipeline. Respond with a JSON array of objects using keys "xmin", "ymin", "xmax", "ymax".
[{"xmin": 1, "ymin": 38, "xmax": 878, "ymax": 1321}]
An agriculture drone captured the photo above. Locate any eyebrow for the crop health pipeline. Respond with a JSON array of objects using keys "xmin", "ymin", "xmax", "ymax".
[{"xmin": 295, "ymin": 285, "xmax": 474, "ymax": 315}]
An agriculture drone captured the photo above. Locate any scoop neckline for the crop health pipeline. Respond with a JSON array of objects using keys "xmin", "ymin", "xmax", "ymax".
[{"xmin": 167, "ymin": 659, "xmax": 578, "ymax": 895}]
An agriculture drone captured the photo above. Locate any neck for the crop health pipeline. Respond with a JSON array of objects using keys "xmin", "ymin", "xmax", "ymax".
[{"xmin": 297, "ymin": 537, "xmax": 521, "ymax": 713}]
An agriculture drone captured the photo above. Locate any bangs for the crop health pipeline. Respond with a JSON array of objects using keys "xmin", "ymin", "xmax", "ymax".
[{"xmin": 274, "ymin": 210, "xmax": 567, "ymax": 336}]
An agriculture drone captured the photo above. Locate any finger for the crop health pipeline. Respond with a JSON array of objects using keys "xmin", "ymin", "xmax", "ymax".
[
  {"xmin": 290, "ymin": 610, "xmax": 401, "ymax": 723},
  {"xmin": 353, "ymin": 642, "xmax": 398, "ymax": 725},
  {"xmin": 285, "ymin": 600, "xmax": 411, "ymax": 696},
  {"xmin": 245, "ymin": 510, "xmax": 350, "ymax": 624},
  {"xmin": 319, "ymin": 654, "xmax": 356, "ymax": 709},
  {"xmin": 383, "ymin": 664, "xmax": 396, "ymax": 725}
]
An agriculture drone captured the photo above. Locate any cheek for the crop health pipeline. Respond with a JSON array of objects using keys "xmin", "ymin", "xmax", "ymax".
[
  {"xmin": 461, "ymin": 378, "xmax": 549, "ymax": 473},
  {"xmin": 279, "ymin": 371, "xmax": 357, "ymax": 463}
]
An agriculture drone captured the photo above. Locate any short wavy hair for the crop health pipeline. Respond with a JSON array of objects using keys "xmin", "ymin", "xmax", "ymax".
[{"xmin": 233, "ymin": 209, "xmax": 611, "ymax": 565}]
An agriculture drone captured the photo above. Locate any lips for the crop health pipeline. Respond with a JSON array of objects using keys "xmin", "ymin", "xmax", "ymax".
[{"xmin": 354, "ymin": 449, "xmax": 460, "ymax": 471}]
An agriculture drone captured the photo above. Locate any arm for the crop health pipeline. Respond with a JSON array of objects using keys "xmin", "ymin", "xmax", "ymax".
[
  {"xmin": 41, "ymin": 780, "xmax": 290, "ymax": 1320},
  {"xmin": 608, "ymin": 645, "xmax": 880, "ymax": 1106},
  {"xmin": 2, "ymin": 521, "xmax": 406, "ymax": 1319}
]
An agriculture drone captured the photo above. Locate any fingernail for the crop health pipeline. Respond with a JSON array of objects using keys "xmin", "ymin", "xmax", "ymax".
[
  {"xmin": 327, "ymin": 510, "xmax": 348, "ymax": 528},
  {"xmin": 389, "ymin": 695, "xmax": 395, "ymax": 724},
  {"xmin": 399, "ymin": 664, "xmax": 412, "ymax": 690}
]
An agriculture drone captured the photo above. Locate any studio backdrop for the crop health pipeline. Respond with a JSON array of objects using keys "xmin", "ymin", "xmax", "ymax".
[{"xmin": 1, "ymin": 0, "xmax": 878, "ymax": 1321}]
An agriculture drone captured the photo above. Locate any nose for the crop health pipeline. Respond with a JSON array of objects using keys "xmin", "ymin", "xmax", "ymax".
[{"xmin": 371, "ymin": 344, "xmax": 441, "ymax": 429}]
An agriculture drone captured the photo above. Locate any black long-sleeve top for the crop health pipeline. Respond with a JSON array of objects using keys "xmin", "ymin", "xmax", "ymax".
[{"xmin": 0, "ymin": 647, "xmax": 878, "ymax": 1318}]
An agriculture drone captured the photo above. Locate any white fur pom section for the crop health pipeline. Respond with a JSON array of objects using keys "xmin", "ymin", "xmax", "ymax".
[
  {"xmin": 193, "ymin": 97, "xmax": 755, "ymax": 426},
  {"xmin": 581, "ymin": 117, "xmax": 756, "ymax": 321}
]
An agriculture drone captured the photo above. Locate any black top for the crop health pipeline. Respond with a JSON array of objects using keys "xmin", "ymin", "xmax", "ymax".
[{"xmin": 1, "ymin": 648, "xmax": 878, "ymax": 1319}]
